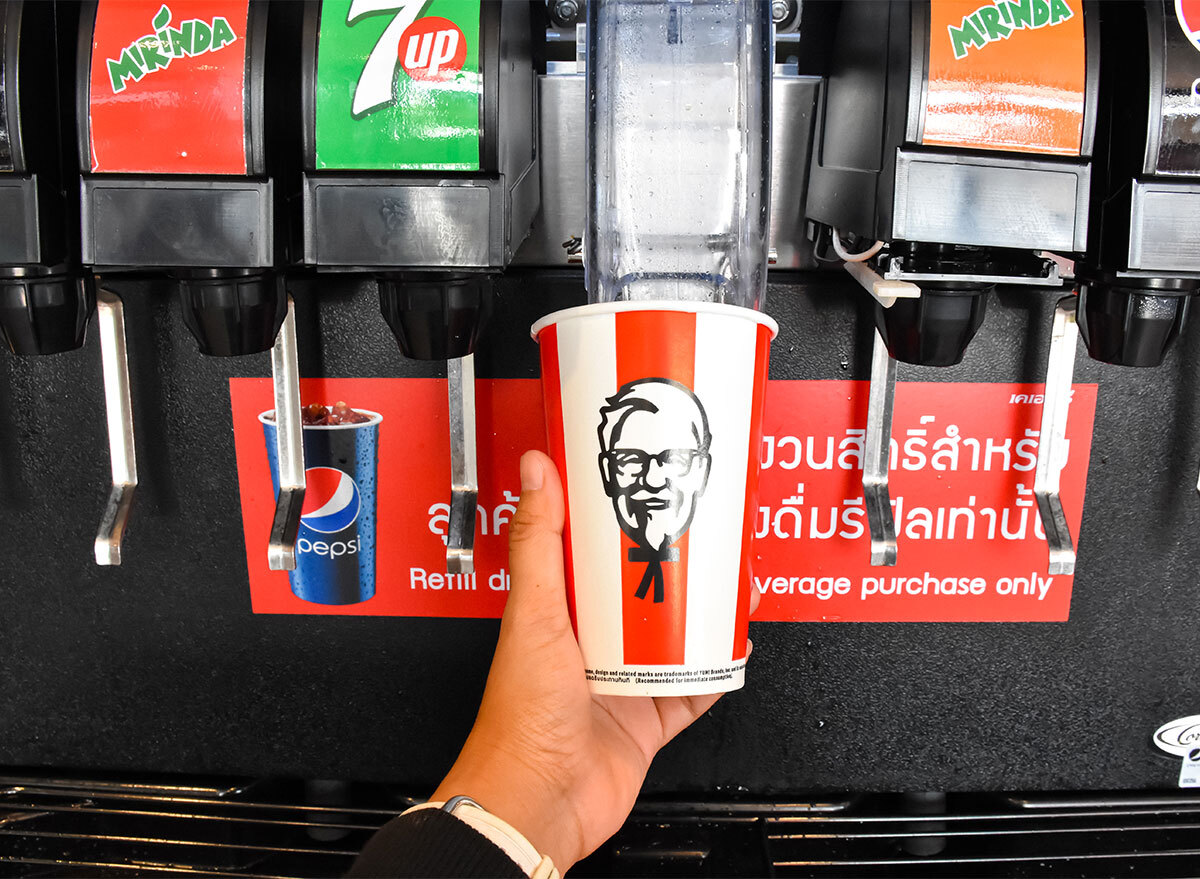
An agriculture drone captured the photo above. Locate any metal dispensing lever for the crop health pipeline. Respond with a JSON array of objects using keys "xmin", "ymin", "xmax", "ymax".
[
  {"xmin": 863, "ymin": 328, "xmax": 898, "ymax": 566},
  {"xmin": 1034, "ymin": 295, "xmax": 1080, "ymax": 576},
  {"xmin": 446, "ymin": 354, "xmax": 479, "ymax": 575},
  {"xmin": 94, "ymin": 289, "xmax": 137, "ymax": 565},
  {"xmin": 843, "ymin": 258, "xmax": 920, "ymax": 567},
  {"xmin": 267, "ymin": 294, "xmax": 306, "ymax": 571}
]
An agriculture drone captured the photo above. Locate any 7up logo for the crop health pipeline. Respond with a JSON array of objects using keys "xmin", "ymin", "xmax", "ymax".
[
  {"xmin": 348, "ymin": 0, "xmax": 467, "ymax": 117},
  {"xmin": 106, "ymin": 5, "xmax": 238, "ymax": 94}
]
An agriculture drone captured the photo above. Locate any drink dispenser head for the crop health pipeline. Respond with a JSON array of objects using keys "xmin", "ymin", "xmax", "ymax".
[
  {"xmin": 0, "ymin": 1, "xmax": 93, "ymax": 356},
  {"xmin": 377, "ymin": 273, "xmax": 493, "ymax": 362},
  {"xmin": 586, "ymin": 0, "xmax": 771, "ymax": 308},
  {"xmin": 870, "ymin": 245, "xmax": 996, "ymax": 368},
  {"xmin": 176, "ymin": 271, "xmax": 287, "ymax": 358},
  {"xmin": 1074, "ymin": 272, "xmax": 1196, "ymax": 368},
  {"xmin": 0, "ymin": 276, "xmax": 95, "ymax": 356},
  {"xmin": 77, "ymin": 0, "xmax": 301, "ymax": 567}
]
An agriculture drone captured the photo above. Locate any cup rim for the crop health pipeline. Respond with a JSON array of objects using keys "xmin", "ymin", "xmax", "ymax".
[
  {"xmin": 530, "ymin": 300, "xmax": 779, "ymax": 341},
  {"xmin": 258, "ymin": 408, "xmax": 383, "ymax": 429}
]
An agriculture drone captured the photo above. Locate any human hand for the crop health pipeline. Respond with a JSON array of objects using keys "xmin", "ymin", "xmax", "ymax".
[{"xmin": 432, "ymin": 450, "xmax": 758, "ymax": 872}]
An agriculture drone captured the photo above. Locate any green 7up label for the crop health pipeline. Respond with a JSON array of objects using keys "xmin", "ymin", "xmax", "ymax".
[{"xmin": 315, "ymin": 0, "xmax": 481, "ymax": 171}]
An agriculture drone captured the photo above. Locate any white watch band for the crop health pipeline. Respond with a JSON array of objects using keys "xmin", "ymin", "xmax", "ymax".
[{"xmin": 405, "ymin": 798, "xmax": 560, "ymax": 879}]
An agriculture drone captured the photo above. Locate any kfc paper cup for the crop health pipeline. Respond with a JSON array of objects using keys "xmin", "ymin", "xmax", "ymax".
[{"xmin": 532, "ymin": 301, "xmax": 777, "ymax": 696}]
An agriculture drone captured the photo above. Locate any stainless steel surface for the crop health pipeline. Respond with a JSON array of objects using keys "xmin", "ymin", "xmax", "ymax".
[
  {"xmin": 892, "ymin": 149, "xmax": 1090, "ymax": 252},
  {"xmin": 512, "ymin": 74, "xmax": 821, "ymax": 268},
  {"xmin": 1034, "ymin": 296, "xmax": 1080, "ymax": 577},
  {"xmin": 446, "ymin": 355, "xmax": 478, "ymax": 576},
  {"xmin": 883, "ymin": 256, "xmax": 1063, "ymax": 287},
  {"xmin": 2, "ymin": 775, "xmax": 1198, "ymax": 878},
  {"xmin": 512, "ymin": 74, "xmax": 584, "ymax": 266},
  {"xmin": 843, "ymin": 259, "xmax": 920, "ymax": 308},
  {"xmin": 1007, "ymin": 793, "xmax": 1200, "ymax": 810},
  {"xmin": 905, "ymin": 0, "xmax": 929, "ymax": 145},
  {"xmin": 863, "ymin": 329, "xmax": 897, "ymax": 567},
  {"xmin": 94, "ymin": 289, "xmax": 137, "ymax": 567},
  {"xmin": 267, "ymin": 296, "xmax": 305, "ymax": 573},
  {"xmin": 1128, "ymin": 179, "xmax": 1200, "ymax": 272},
  {"xmin": 768, "ymin": 76, "xmax": 821, "ymax": 269}
]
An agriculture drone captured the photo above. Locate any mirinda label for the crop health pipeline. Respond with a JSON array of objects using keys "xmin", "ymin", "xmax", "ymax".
[
  {"xmin": 923, "ymin": 0, "xmax": 1087, "ymax": 156},
  {"xmin": 88, "ymin": 1, "xmax": 249, "ymax": 173}
]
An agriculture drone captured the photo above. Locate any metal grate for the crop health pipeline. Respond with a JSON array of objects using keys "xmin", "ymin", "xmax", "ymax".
[{"xmin": 2, "ymin": 773, "xmax": 1199, "ymax": 877}]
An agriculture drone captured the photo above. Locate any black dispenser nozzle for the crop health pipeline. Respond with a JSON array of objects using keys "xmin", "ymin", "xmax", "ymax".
[
  {"xmin": 872, "ymin": 243, "xmax": 994, "ymax": 367},
  {"xmin": 1075, "ymin": 270, "xmax": 1196, "ymax": 368},
  {"xmin": 377, "ymin": 272, "xmax": 493, "ymax": 361},
  {"xmin": 0, "ymin": 274, "xmax": 95, "ymax": 356},
  {"xmin": 176, "ymin": 270, "xmax": 286, "ymax": 357}
]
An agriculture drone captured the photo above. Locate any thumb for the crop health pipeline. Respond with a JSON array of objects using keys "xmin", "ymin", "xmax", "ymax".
[{"xmin": 504, "ymin": 451, "xmax": 570, "ymax": 631}]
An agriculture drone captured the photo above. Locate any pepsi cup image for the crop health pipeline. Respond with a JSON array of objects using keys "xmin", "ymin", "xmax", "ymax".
[{"xmin": 260, "ymin": 404, "xmax": 381, "ymax": 605}]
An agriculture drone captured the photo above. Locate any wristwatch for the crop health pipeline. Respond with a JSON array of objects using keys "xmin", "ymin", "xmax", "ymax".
[{"xmin": 406, "ymin": 796, "xmax": 560, "ymax": 879}]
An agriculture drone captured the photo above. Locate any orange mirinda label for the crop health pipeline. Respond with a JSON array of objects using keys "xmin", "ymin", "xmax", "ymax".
[{"xmin": 923, "ymin": 0, "xmax": 1086, "ymax": 156}]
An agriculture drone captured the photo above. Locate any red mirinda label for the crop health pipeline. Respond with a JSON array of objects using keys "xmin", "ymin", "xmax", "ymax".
[{"xmin": 88, "ymin": 1, "xmax": 249, "ymax": 174}]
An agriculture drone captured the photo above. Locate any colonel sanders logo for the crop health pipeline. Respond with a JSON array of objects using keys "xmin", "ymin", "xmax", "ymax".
[{"xmin": 598, "ymin": 379, "xmax": 712, "ymax": 603}]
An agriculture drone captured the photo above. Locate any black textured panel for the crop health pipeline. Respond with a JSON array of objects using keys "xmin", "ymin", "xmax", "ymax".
[{"xmin": 0, "ymin": 270, "xmax": 1195, "ymax": 795}]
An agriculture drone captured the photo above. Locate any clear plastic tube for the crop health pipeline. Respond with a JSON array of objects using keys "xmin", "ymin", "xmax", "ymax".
[{"xmin": 586, "ymin": 0, "xmax": 771, "ymax": 309}]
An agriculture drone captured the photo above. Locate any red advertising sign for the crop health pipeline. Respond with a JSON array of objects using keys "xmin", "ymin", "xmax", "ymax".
[
  {"xmin": 230, "ymin": 379, "xmax": 1097, "ymax": 623},
  {"xmin": 88, "ymin": 1, "xmax": 249, "ymax": 174}
]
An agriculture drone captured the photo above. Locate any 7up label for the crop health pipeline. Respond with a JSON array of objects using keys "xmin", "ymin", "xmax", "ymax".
[{"xmin": 315, "ymin": 0, "xmax": 481, "ymax": 171}]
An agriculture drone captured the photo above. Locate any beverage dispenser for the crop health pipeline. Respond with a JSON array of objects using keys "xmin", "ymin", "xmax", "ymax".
[
  {"xmin": 805, "ymin": 0, "xmax": 1096, "ymax": 567},
  {"xmin": 1033, "ymin": 0, "xmax": 1200, "ymax": 574},
  {"xmin": 296, "ymin": 0, "xmax": 540, "ymax": 574},
  {"xmin": 0, "ymin": 0, "xmax": 93, "ymax": 357},
  {"xmin": 77, "ymin": 0, "xmax": 305, "ymax": 568},
  {"xmin": 0, "ymin": 1, "xmax": 112, "ymax": 560}
]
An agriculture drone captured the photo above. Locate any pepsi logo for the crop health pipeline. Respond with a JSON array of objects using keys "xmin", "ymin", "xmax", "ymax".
[
  {"xmin": 301, "ymin": 467, "xmax": 361, "ymax": 534},
  {"xmin": 1178, "ymin": 0, "xmax": 1200, "ymax": 51},
  {"xmin": 399, "ymin": 16, "xmax": 467, "ymax": 81}
]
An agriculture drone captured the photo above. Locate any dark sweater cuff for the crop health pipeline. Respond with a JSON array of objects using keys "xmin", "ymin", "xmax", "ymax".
[{"xmin": 347, "ymin": 808, "xmax": 527, "ymax": 878}]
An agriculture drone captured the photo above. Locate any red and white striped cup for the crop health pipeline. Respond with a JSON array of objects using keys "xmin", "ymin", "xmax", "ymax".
[{"xmin": 532, "ymin": 301, "xmax": 777, "ymax": 696}]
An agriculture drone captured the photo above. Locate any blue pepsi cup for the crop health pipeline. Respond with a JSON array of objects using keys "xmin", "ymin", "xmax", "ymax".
[{"xmin": 260, "ymin": 409, "xmax": 381, "ymax": 605}]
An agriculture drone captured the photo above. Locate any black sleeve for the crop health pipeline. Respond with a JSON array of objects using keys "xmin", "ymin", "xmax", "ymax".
[{"xmin": 347, "ymin": 808, "xmax": 527, "ymax": 879}]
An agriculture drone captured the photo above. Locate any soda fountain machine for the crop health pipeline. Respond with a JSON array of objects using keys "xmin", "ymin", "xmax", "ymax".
[
  {"xmin": 295, "ymin": 0, "xmax": 541, "ymax": 574},
  {"xmin": 1034, "ymin": 0, "xmax": 1200, "ymax": 575},
  {"xmin": 76, "ymin": 0, "xmax": 306, "ymax": 568},
  {"xmin": 0, "ymin": 0, "xmax": 104, "ymax": 556},
  {"xmin": 805, "ymin": 0, "xmax": 1096, "ymax": 568}
]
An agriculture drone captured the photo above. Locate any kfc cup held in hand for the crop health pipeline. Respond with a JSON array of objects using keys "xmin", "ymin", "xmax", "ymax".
[{"xmin": 532, "ymin": 301, "xmax": 776, "ymax": 696}]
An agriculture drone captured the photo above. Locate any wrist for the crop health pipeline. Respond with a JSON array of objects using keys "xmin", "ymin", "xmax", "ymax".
[{"xmin": 433, "ymin": 743, "xmax": 583, "ymax": 872}]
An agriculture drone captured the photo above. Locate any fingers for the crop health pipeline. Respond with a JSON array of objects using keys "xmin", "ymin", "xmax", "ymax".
[
  {"xmin": 653, "ymin": 692, "xmax": 725, "ymax": 744},
  {"xmin": 504, "ymin": 451, "xmax": 570, "ymax": 631},
  {"xmin": 749, "ymin": 583, "xmax": 761, "ymax": 615}
]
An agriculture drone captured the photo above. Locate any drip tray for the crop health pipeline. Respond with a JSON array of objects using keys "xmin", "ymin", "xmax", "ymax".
[{"xmin": 0, "ymin": 771, "xmax": 1198, "ymax": 877}]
